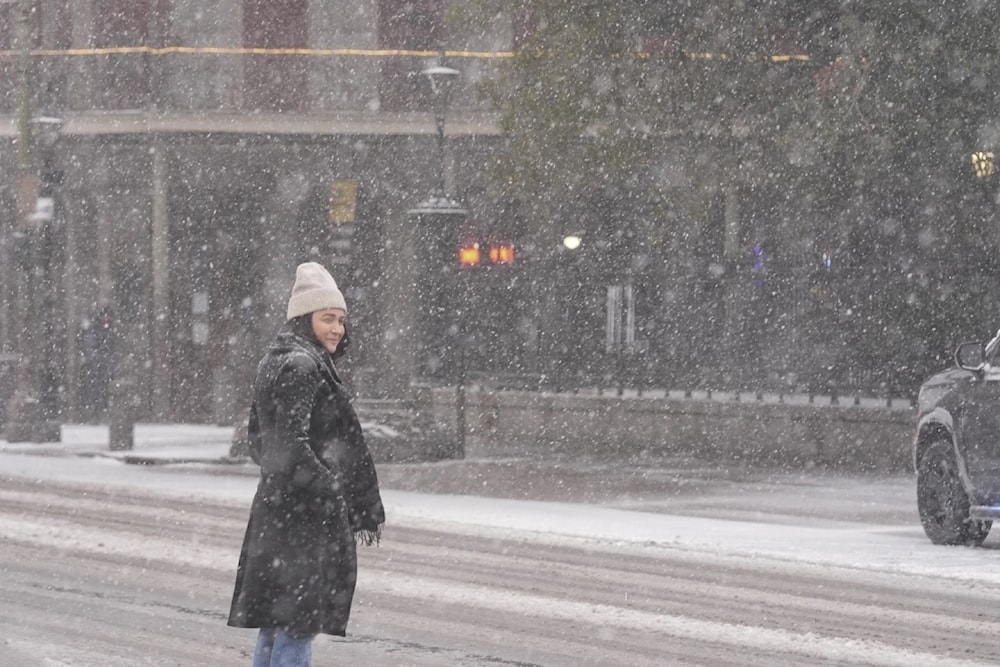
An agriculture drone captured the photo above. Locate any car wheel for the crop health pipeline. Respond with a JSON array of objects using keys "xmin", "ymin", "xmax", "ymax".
[{"xmin": 917, "ymin": 439, "xmax": 991, "ymax": 546}]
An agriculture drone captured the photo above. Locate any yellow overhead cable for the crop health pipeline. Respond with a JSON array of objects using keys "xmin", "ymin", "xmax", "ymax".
[
  {"xmin": 0, "ymin": 46, "xmax": 513, "ymax": 58},
  {"xmin": 0, "ymin": 45, "xmax": 809, "ymax": 62}
]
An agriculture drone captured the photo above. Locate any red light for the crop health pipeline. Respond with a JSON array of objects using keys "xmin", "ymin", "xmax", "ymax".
[
  {"xmin": 488, "ymin": 243, "xmax": 515, "ymax": 264},
  {"xmin": 459, "ymin": 242, "xmax": 481, "ymax": 267}
]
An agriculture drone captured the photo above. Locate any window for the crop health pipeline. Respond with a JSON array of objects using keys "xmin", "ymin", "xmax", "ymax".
[
  {"xmin": 511, "ymin": 2, "xmax": 537, "ymax": 50},
  {"xmin": 0, "ymin": 1, "xmax": 42, "ymax": 112},
  {"xmin": 377, "ymin": 0, "xmax": 443, "ymax": 111},
  {"xmin": 243, "ymin": 0, "xmax": 308, "ymax": 112},
  {"xmin": 0, "ymin": 2, "xmax": 16, "ymax": 112},
  {"xmin": 93, "ymin": 0, "xmax": 150, "ymax": 109}
]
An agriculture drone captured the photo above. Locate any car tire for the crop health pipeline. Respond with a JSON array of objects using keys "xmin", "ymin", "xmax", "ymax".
[{"xmin": 917, "ymin": 439, "xmax": 992, "ymax": 546}]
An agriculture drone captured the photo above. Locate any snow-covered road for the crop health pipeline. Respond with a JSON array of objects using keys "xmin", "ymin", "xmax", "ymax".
[{"xmin": 2, "ymin": 452, "xmax": 999, "ymax": 666}]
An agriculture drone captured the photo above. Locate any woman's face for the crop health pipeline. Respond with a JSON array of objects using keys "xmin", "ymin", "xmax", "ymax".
[{"xmin": 310, "ymin": 308, "xmax": 346, "ymax": 354}]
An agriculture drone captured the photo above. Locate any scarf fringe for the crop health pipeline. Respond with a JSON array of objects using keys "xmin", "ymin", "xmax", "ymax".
[{"xmin": 354, "ymin": 524, "xmax": 383, "ymax": 547}]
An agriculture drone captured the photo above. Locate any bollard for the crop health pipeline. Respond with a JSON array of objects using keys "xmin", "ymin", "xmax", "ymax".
[
  {"xmin": 228, "ymin": 406, "xmax": 252, "ymax": 459},
  {"xmin": 0, "ymin": 353, "xmax": 16, "ymax": 429},
  {"xmin": 108, "ymin": 378, "xmax": 137, "ymax": 451}
]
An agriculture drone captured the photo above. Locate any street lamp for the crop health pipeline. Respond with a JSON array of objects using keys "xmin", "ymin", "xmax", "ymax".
[
  {"xmin": 421, "ymin": 62, "xmax": 460, "ymax": 197},
  {"xmin": 6, "ymin": 115, "xmax": 63, "ymax": 442},
  {"xmin": 395, "ymin": 59, "xmax": 468, "ymax": 457},
  {"xmin": 32, "ymin": 116, "xmax": 63, "ymax": 432},
  {"xmin": 972, "ymin": 151, "xmax": 995, "ymax": 178},
  {"xmin": 562, "ymin": 234, "xmax": 584, "ymax": 251}
]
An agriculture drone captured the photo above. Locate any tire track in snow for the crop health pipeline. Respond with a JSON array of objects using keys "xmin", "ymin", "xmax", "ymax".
[{"xmin": 0, "ymin": 488, "xmax": 996, "ymax": 666}]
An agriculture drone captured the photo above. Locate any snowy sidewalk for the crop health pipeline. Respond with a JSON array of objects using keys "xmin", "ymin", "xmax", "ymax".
[
  {"xmin": 0, "ymin": 446, "xmax": 992, "ymax": 593},
  {"xmin": 3, "ymin": 424, "xmax": 987, "ymax": 595},
  {"xmin": 0, "ymin": 421, "xmax": 921, "ymax": 540},
  {"xmin": 0, "ymin": 423, "xmax": 237, "ymax": 465}
]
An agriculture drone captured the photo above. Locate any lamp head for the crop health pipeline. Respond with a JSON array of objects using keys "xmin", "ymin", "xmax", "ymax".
[
  {"xmin": 30, "ymin": 116, "xmax": 63, "ymax": 147},
  {"xmin": 422, "ymin": 65, "xmax": 460, "ymax": 103}
]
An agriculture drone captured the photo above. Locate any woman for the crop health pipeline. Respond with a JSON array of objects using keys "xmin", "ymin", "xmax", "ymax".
[{"xmin": 228, "ymin": 262, "xmax": 385, "ymax": 667}]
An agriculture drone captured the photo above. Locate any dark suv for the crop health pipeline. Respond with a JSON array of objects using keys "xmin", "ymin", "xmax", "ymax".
[{"xmin": 914, "ymin": 330, "xmax": 1000, "ymax": 545}]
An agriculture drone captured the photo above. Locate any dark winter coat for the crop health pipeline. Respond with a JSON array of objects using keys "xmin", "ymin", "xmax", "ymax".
[{"xmin": 228, "ymin": 325, "xmax": 385, "ymax": 637}]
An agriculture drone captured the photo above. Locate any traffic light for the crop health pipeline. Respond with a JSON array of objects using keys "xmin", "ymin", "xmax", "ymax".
[
  {"xmin": 821, "ymin": 249, "xmax": 832, "ymax": 270},
  {"xmin": 458, "ymin": 241, "xmax": 481, "ymax": 267},
  {"xmin": 488, "ymin": 243, "xmax": 515, "ymax": 264},
  {"xmin": 751, "ymin": 244, "xmax": 764, "ymax": 270},
  {"xmin": 458, "ymin": 241, "xmax": 515, "ymax": 267},
  {"xmin": 750, "ymin": 243, "xmax": 765, "ymax": 287}
]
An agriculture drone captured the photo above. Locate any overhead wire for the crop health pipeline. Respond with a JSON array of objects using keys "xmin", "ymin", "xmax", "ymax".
[{"xmin": 0, "ymin": 46, "xmax": 809, "ymax": 62}]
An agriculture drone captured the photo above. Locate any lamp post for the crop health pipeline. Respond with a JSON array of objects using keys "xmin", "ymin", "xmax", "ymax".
[
  {"xmin": 4, "ymin": 0, "xmax": 63, "ymax": 442},
  {"xmin": 33, "ymin": 116, "xmax": 64, "ymax": 430},
  {"xmin": 6, "ymin": 115, "xmax": 63, "ymax": 443},
  {"xmin": 391, "ymin": 58, "xmax": 467, "ymax": 457},
  {"xmin": 422, "ymin": 62, "xmax": 460, "ymax": 197}
]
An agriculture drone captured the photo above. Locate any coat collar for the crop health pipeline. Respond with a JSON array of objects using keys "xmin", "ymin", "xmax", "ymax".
[{"xmin": 273, "ymin": 328, "xmax": 352, "ymax": 400}]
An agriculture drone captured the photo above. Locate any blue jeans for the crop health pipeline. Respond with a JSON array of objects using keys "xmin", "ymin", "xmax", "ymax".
[{"xmin": 252, "ymin": 628, "xmax": 315, "ymax": 667}]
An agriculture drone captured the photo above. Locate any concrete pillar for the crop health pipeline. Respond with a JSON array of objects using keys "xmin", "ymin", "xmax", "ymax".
[
  {"xmin": 722, "ymin": 184, "xmax": 743, "ymax": 383},
  {"xmin": 95, "ymin": 167, "xmax": 113, "ymax": 301},
  {"xmin": 261, "ymin": 172, "xmax": 311, "ymax": 323},
  {"xmin": 380, "ymin": 205, "xmax": 416, "ymax": 398},
  {"xmin": 60, "ymin": 140, "xmax": 81, "ymax": 421},
  {"xmin": 101, "ymin": 156, "xmax": 154, "ymax": 448},
  {"xmin": 150, "ymin": 144, "xmax": 170, "ymax": 419}
]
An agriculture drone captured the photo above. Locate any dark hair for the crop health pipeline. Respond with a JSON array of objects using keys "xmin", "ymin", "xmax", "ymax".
[{"xmin": 288, "ymin": 313, "xmax": 351, "ymax": 360}]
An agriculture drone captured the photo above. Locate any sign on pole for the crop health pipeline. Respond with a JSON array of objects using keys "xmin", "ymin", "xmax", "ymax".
[{"xmin": 328, "ymin": 179, "xmax": 357, "ymax": 225}]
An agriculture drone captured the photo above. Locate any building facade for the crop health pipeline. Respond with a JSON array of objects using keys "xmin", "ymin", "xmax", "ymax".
[
  {"xmin": 1, "ymin": 2, "xmax": 892, "ymax": 431},
  {"xmin": 0, "ymin": 0, "xmax": 516, "ymax": 424}
]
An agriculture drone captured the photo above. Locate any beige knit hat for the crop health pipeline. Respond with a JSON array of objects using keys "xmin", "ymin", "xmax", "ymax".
[{"xmin": 286, "ymin": 262, "xmax": 347, "ymax": 320}]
